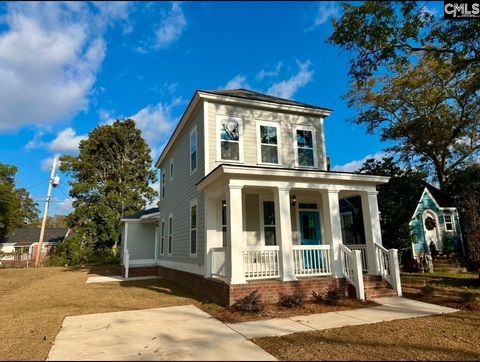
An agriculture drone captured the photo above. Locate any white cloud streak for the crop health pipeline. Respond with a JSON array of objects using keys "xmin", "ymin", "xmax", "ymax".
[
  {"xmin": 155, "ymin": 2, "xmax": 187, "ymax": 49},
  {"xmin": 222, "ymin": 75, "xmax": 249, "ymax": 90},
  {"xmin": 332, "ymin": 151, "xmax": 386, "ymax": 172},
  {"xmin": 48, "ymin": 128, "xmax": 87, "ymax": 153},
  {"xmin": 267, "ymin": 61, "xmax": 313, "ymax": 99}
]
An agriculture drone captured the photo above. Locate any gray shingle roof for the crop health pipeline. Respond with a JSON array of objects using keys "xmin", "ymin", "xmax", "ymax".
[
  {"xmin": 124, "ymin": 207, "xmax": 159, "ymax": 220},
  {"xmin": 200, "ymin": 88, "xmax": 332, "ymax": 112},
  {"xmin": 2, "ymin": 228, "xmax": 71, "ymax": 246}
]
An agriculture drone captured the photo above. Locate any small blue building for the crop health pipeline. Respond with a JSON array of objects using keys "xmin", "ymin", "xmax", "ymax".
[{"xmin": 410, "ymin": 183, "xmax": 465, "ymax": 258}]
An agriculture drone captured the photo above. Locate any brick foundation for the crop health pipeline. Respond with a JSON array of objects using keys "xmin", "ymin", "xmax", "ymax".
[{"xmin": 126, "ymin": 264, "xmax": 349, "ymax": 306}]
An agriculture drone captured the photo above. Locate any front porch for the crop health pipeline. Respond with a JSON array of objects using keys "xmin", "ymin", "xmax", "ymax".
[{"xmin": 200, "ymin": 165, "xmax": 402, "ymax": 301}]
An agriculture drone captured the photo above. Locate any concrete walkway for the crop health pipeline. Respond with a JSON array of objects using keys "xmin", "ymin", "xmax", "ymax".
[
  {"xmin": 227, "ymin": 297, "xmax": 458, "ymax": 339},
  {"xmin": 47, "ymin": 305, "xmax": 276, "ymax": 361},
  {"xmin": 86, "ymin": 275, "xmax": 162, "ymax": 284}
]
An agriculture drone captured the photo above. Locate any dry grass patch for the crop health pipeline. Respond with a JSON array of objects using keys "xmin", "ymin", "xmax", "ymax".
[
  {"xmin": 253, "ymin": 311, "xmax": 480, "ymax": 361},
  {"xmin": 0, "ymin": 266, "xmax": 202, "ymax": 361}
]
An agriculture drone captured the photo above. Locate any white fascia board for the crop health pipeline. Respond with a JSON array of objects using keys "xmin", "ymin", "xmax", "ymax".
[
  {"xmin": 197, "ymin": 165, "xmax": 389, "ymax": 190},
  {"xmin": 198, "ymin": 92, "xmax": 332, "ymax": 118}
]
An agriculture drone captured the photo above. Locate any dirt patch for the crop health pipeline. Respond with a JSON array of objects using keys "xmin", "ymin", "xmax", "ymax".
[
  {"xmin": 0, "ymin": 265, "xmax": 203, "ymax": 361},
  {"xmin": 253, "ymin": 311, "xmax": 480, "ymax": 361},
  {"xmin": 205, "ymin": 298, "xmax": 377, "ymax": 323}
]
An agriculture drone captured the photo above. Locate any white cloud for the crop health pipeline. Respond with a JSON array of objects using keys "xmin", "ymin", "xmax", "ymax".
[
  {"xmin": 48, "ymin": 128, "xmax": 87, "ymax": 153},
  {"xmin": 0, "ymin": 2, "xmax": 128, "ymax": 132},
  {"xmin": 56, "ymin": 197, "xmax": 74, "ymax": 214},
  {"xmin": 154, "ymin": 2, "xmax": 186, "ymax": 49},
  {"xmin": 222, "ymin": 75, "xmax": 249, "ymax": 90},
  {"xmin": 332, "ymin": 151, "xmax": 386, "ymax": 172},
  {"xmin": 40, "ymin": 155, "xmax": 61, "ymax": 172},
  {"xmin": 256, "ymin": 62, "xmax": 282, "ymax": 81},
  {"xmin": 312, "ymin": 2, "xmax": 340, "ymax": 27},
  {"xmin": 267, "ymin": 61, "xmax": 313, "ymax": 99}
]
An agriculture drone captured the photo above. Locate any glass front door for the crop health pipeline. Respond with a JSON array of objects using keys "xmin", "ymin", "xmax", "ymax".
[{"xmin": 299, "ymin": 211, "xmax": 321, "ymax": 245}]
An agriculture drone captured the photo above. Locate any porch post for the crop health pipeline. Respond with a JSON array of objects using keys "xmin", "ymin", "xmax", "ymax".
[
  {"xmin": 321, "ymin": 190, "xmax": 343, "ymax": 278},
  {"xmin": 361, "ymin": 190, "xmax": 382, "ymax": 275},
  {"xmin": 274, "ymin": 187, "xmax": 296, "ymax": 281},
  {"xmin": 204, "ymin": 194, "xmax": 218, "ymax": 278},
  {"xmin": 226, "ymin": 184, "xmax": 246, "ymax": 284}
]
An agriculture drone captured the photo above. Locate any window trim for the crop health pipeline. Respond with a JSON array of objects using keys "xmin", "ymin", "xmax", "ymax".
[
  {"xmin": 294, "ymin": 125, "xmax": 318, "ymax": 169},
  {"xmin": 190, "ymin": 126, "xmax": 197, "ymax": 174},
  {"xmin": 443, "ymin": 213, "xmax": 454, "ymax": 233},
  {"xmin": 160, "ymin": 219, "xmax": 165, "ymax": 255},
  {"xmin": 216, "ymin": 115, "xmax": 244, "ymax": 163},
  {"xmin": 256, "ymin": 120, "xmax": 282, "ymax": 166},
  {"xmin": 161, "ymin": 170, "xmax": 166, "ymax": 199},
  {"xmin": 169, "ymin": 158, "xmax": 174, "ymax": 181},
  {"xmin": 189, "ymin": 199, "xmax": 198, "ymax": 256},
  {"xmin": 167, "ymin": 214, "xmax": 173, "ymax": 256},
  {"xmin": 259, "ymin": 195, "xmax": 277, "ymax": 246}
]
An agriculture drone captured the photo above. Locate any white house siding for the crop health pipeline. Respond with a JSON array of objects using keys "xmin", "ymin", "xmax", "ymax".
[
  {"xmin": 126, "ymin": 223, "xmax": 156, "ymax": 260},
  {"xmin": 157, "ymin": 104, "xmax": 205, "ymax": 268},
  {"xmin": 206, "ymin": 102, "xmax": 327, "ymax": 173},
  {"xmin": 245, "ymin": 193, "xmax": 260, "ymax": 246}
]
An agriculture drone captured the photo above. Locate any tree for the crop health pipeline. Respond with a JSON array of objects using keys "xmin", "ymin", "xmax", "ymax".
[
  {"xmin": 0, "ymin": 163, "xmax": 39, "ymax": 239},
  {"xmin": 329, "ymin": 2, "xmax": 480, "ymax": 190},
  {"xmin": 60, "ymin": 120, "xmax": 157, "ymax": 250},
  {"xmin": 357, "ymin": 156, "xmax": 426, "ymax": 252}
]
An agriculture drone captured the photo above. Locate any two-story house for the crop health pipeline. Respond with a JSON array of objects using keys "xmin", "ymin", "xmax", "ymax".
[{"xmin": 121, "ymin": 89, "xmax": 402, "ymax": 306}]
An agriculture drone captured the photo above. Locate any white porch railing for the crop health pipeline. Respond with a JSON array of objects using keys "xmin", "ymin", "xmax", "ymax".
[
  {"xmin": 340, "ymin": 244, "xmax": 365, "ymax": 300},
  {"xmin": 374, "ymin": 243, "xmax": 402, "ymax": 296},
  {"xmin": 244, "ymin": 246, "xmax": 280, "ymax": 280},
  {"xmin": 211, "ymin": 247, "xmax": 226, "ymax": 278},
  {"xmin": 292, "ymin": 245, "xmax": 332, "ymax": 276},
  {"xmin": 345, "ymin": 244, "xmax": 368, "ymax": 272}
]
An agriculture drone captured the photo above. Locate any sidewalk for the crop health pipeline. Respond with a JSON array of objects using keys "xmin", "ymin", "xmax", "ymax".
[{"xmin": 227, "ymin": 297, "xmax": 458, "ymax": 339}]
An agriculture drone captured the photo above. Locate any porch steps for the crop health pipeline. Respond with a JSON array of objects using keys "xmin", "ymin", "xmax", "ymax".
[
  {"xmin": 362, "ymin": 275, "xmax": 397, "ymax": 300},
  {"xmin": 432, "ymin": 255, "xmax": 467, "ymax": 273}
]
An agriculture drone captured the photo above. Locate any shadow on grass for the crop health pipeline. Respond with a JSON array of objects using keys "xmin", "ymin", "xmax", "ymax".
[{"xmin": 402, "ymin": 272, "xmax": 480, "ymax": 289}]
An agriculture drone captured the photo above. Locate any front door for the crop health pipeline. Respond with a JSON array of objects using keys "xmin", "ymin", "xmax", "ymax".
[{"xmin": 299, "ymin": 211, "xmax": 322, "ymax": 245}]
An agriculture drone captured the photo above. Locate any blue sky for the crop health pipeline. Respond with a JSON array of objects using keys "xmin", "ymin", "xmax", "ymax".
[{"xmin": 0, "ymin": 1, "xmax": 443, "ymax": 215}]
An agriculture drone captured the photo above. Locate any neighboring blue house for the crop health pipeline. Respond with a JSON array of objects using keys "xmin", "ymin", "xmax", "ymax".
[{"xmin": 410, "ymin": 183, "xmax": 464, "ymax": 258}]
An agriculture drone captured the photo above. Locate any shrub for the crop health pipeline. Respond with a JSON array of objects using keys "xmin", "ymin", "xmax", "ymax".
[
  {"xmin": 311, "ymin": 291, "xmax": 324, "ymax": 304},
  {"xmin": 325, "ymin": 284, "xmax": 342, "ymax": 306},
  {"xmin": 231, "ymin": 291, "xmax": 265, "ymax": 313},
  {"xmin": 278, "ymin": 292, "xmax": 305, "ymax": 308},
  {"xmin": 421, "ymin": 285, "xmax": 435, "ymax": 296},
  {"xmin": 459, "ymin": 291, "xmax": 477, "ymax": 303}
]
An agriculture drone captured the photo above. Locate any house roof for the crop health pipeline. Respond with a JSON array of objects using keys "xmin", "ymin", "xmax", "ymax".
[
  {"xmin": 200, "ymin": 88, "xmax": 333, "ymax": 113},
  {"xmin": 123, "ymin": 207, "xmax": 159, "ymax": 220},
  {"xmin": 2, "ymin": 228, "xmax": 71, "ymax": 246}
]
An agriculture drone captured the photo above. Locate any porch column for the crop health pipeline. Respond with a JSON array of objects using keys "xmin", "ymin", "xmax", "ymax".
[
  {"xmin": 204, "ymin": 194, "xmax": 219, "ymax": 278},
  {"xmin": 226, "ymin": 185, "xmax": 246, "ymax": 284},
  {"xmin": 321, "ymin": 190, "xmax": 343, "ymax": 278},
  {"xmin": 361, "ymin": 190, "xmax": 382, "ymax": 275},
  {"xmin": 274, "ymin": 187, "xmax": 297, "ymax": 281}
]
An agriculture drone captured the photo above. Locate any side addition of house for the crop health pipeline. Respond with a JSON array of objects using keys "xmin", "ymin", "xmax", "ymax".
[{"xmin": 121, "ymin": 89, "xmax": 403, "ymax": 306}]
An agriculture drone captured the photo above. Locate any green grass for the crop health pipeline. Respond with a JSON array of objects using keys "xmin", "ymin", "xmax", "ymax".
[{"xmin": 401, "ymin": 271, "xmax": 480, "ymax": 290}]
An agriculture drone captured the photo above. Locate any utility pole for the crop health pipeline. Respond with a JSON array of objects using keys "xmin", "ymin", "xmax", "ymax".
[{"xmin": 35, "ymin": 157, "xmax": 59, "ymax": 267}]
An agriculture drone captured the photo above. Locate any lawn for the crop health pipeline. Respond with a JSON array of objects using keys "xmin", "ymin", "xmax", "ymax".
[
  {"xmin": 0, "ymin": 265, "xmax": 203, "ymax": 361},
  {"xmin": 253, "ymin": 272, "xmax": 480, "ymax": 361}
]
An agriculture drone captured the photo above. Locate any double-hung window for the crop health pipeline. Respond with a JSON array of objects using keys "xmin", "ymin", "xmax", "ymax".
[
  {"xmin": 190, "ymin": 126, "xmax": 197, "ymax": 173},
  {"xmin": 261, "ymin": 199, "xmax": 277, "ymax": 246},
  {"xmin": 295, "ymin": 126, "xmax": 316, "ymax": 167},
  {"xmin": 444, "ymin": 214, "xmax": 454, "ymax": 232},
  {"xmin": 168, "ymin": 215, "xmax": 173, "ymax": 255},
  {"xmin": 190, "ymin": 200, "xmax": 197, "ymax": 255},
  {"xmin": 257, "ymin": 121, "xmax": 280, "ymax": 165},
  {"xmin": 161, "ymin": 171, "xmax": 166, "ymax": 199},
  {"xmin": 218, "ymin": 116, "xmax": 242, "ymax": 162},
  {"xmin": 160, "ymin": 220, "xmax": 165, "ymax": 255},
  {"xmin": 169, "ymin": 159, "xmax": 174, "ymax": 180}
]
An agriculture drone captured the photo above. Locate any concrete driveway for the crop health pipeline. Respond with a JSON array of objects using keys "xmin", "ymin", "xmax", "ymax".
[{"xmin": 47, "ymin": 305, "xmax": 276, "ymax": 361}]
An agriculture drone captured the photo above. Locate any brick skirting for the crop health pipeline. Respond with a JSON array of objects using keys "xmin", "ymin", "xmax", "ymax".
[{"xmin": 125, "ymin": 264, "xmax": 348, "ymax": 306}]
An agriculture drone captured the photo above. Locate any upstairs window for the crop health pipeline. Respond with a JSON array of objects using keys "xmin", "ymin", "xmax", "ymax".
[
  {"xmin": 161, "ymin": 171, "xmax": 165, "ymax": 199},
  {"xmin": 218, "ymin": 116, "xmax": 242, "ymax": 162},
  {"xmin": 295, "ymin": 127, "xmax": 316, "ymax": 167},
  {"xmin": 169, "ymin": 159, "xmax": 174, "ymax": 180},
  {"xmin": 190, "ymin": 126, "xmax": 197, "ymax": 173},
  {"xmin": 444, "ymin": 214, "xmax": 454, "ymax": 232},
  {"xmin": 257, "ymin": 122, "xmax": 280, "ymax": 165}
]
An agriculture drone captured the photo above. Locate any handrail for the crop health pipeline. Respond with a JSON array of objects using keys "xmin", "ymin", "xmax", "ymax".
[
  {"xmin": 344, "ymin": 244, "xmax": 368, "ymax": 272},
  {"xmin": 340, "ymin": 244, "xmax": 365, "ymax": 300},
  {"xmin": 374, "ymin": 242, "xmax": 402, "ymax": 296}
]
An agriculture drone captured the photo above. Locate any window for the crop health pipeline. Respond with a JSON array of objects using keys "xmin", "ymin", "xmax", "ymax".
[
  {"xmin": 295, "ymin": 127, "xmax": 316, "ymax": 167},
  {"xmin": 160, "ymin": 220, "xmax": 165, "ymax": 255},
  {"xmin": 190, "ymin": 126, "xmax": 197, "ymax": 173},
  {"xmin": 340, "ymin": 212, "xmax": 355, "ymax": 244},
  {"xmin": 222, "ymin": 199, "xmax": 227, "ymax": 247},
  {"xmin": 161, "ymin": 171, "xmax": 165, "ymax": 199},
  {"xmin": 190, "ymin": 200, "xmax": 197, "ymax": 255},
  {"xmin": 169, "ymin": 159, "xmax": 174, "ymax": 180},
  {"xmin": 262, "ymin": 200, "xmax": 277, "ymax": 246},
  {"xmin": 218, "ymin": 116, "xmax": 242, "ymax": 161},
  {"xmin": 444, "ymin": 214, "xmax": 454, "ymax": 232},
  {"xmin": 299, "ymin": 203, "xmax": 317, "ymax": 210},
  {"xmin": 257, "ymin": 122, "xmax": 280, "ymax": 164},
  {"xmin": 168, "ymin": 215, "xmax": 173, "ymax": 255}
]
